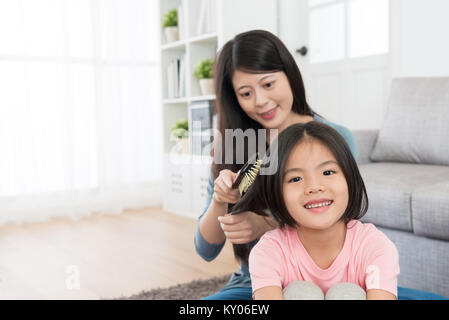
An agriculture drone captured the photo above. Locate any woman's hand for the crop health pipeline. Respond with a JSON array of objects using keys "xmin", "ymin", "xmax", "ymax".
[
  {"xmin": 213, "ymin": 169, "xmax": 241, "ymax": 205},
  {"xmin": 218, "ymin": 211, "xmax": 278, "ymax": 244}
]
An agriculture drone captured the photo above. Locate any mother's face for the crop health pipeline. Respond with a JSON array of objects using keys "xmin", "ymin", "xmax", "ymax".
[{"xmin": 231, "ymin": 70, "xmax": 294, "ymax": 130}]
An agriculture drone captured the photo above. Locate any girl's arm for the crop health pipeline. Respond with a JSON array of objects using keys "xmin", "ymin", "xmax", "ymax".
[
  {"xmin": 254, "ymin": 286, "xmax": 284, "ymax": 300},
  {"xmin": 366, "ymin": 289, "xmax": 396, "ymax": 300}
]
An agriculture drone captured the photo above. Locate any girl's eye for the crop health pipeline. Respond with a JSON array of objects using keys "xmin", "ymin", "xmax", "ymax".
[
  {"xmin": 264, "ymin": 81, "xmax": 274, "ymax": 88},
  {"xmin": 323, "ymin": 170, "xmax": 336, "ymax": 176},
  {"xmin": 288, "ymin": 177, "xmax": 302, "ymax": 183},
  {"xmin": 241, "ymin": 92, "xmax": 251, "ymax": 98}
]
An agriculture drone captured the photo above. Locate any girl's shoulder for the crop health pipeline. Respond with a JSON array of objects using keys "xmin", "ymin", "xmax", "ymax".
[
  {"xmin": 251, "ymin": 226, "xmax": 297, "ymax": 261},
  {"xmin": 259, "ymin": 225, "xmax": 296, "ymax": 246},
  {"xmin": 348, "ymin": 220, "xmax": 398, "ymax": 253}
]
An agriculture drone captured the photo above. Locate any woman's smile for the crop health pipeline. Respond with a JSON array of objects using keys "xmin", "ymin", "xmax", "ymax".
[
  {"xmin": 259, "ymin": 105, "xmax": 279, "ymax": 120},
  {"xmin": 232, "ymin": 70, "xmax": 294, "ymax": 130}
]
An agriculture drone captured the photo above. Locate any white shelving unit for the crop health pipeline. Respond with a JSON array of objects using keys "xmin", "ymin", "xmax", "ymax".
[{"xmin": 160, "ymin": 0, "xmax": 278, "ymax": 218}]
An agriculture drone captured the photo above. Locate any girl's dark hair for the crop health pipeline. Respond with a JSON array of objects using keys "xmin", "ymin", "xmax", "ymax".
[
  {"xmin": 231, "ymin": 121, "xmax": 369, "ymax": 263},
  {"xmin": 211, "ymin": 29, "xmax": 315, "ymax": 179}
]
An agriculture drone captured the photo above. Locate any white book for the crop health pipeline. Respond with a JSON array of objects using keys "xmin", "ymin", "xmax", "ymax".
[
  {"xmin": 206, "ymin": 0, "xmax": 212, "ymax": 34},
  {"xmin": 167, "ymin": 61, "xmax": 174, "ymax": 98},
  {"xmin": 209, "ymin": 0, "xmax": 216, "ymax": 33},
  {"xmin": 179, "ymin": 56, "xmax": 185, "ymax": 97},
  {"xmin": 196, "ymin": 0, "xmax": 207, "ymax": 35},
  {"xmin": 174, "ymin": 58, "xmax": 180, "ymax": 98},
  {"xmin": 177, "ymin": 3, "xmax": 184, "ymax": 40}
]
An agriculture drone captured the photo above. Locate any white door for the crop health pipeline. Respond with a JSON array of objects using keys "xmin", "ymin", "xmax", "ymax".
[{"xmin": 293, "ymin": 0, "xmax": 391, "ymax": 130}]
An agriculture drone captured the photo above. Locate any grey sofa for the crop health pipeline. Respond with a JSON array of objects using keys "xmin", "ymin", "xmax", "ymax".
[{"xmin": 354, "ymin": 77, "xmax": 449, "ymax": 297}]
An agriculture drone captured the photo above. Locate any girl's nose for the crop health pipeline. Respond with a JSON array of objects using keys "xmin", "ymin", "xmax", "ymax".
[{"xmin": 304, "ymin": 184, "xmax": 325, "ymax": 195}]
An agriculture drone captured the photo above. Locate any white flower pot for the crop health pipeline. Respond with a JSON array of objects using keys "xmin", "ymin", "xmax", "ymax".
[
  {"xmin": 172, "ymin": 137, "xmax": 190, "ymax": 154},
  {"xmin": 164, "ymin": 26, "xmax": 179, "ymax": 43},
  {"xmin": 199, "ymin": 78, "xmax": 214, "ymax": 96}
]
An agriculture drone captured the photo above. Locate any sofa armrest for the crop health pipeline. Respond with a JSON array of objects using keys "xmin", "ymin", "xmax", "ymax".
[{"xmin": 353, "ymin": 130, "xmax": 379, "ymax": 165}]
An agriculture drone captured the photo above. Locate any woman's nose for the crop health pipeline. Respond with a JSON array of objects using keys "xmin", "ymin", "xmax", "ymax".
[{"xmin": 254, "ymin": 89, "xmax": 269, "ymax": 107}]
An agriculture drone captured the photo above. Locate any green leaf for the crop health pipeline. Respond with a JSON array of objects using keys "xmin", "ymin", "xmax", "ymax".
[
  {"xmin": 171, "ymin": 119, "xmax": 188, "ymax": 138},
  {"xmin": 162, "ymin": 8, "xmax": 178, "ymax": 28},
  {"xmin": 194, "ymin": 58, "xmax": 214, "ymax": 79}
]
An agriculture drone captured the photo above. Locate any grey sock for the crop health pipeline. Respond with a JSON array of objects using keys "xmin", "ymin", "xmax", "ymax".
[
  {"xmin": 325, "ymin": 283, "xmax": 367, "ymax": 300},
  {"xmin": 283, "ymin": 281, "xmax": 325, "ymax": 300}
]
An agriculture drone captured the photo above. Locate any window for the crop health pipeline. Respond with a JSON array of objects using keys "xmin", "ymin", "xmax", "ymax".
[
  {"xmin": 308, "ymin": 0, "xmax": 389, "ymax": 63},
  {"xmin": 0, "ymin": 0, "xmax": 162, "ymax": 220}
]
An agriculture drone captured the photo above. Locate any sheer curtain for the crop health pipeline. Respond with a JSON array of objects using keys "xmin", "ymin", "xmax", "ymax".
[{"xmin": 0, "ymin": 0, "xmax": 163, "ymax": 226}]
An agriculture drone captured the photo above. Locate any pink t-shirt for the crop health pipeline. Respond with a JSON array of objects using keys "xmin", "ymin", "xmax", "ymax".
[{"xmin": 249, "ymin": 220, "xmax": 400, "ymax": 297}]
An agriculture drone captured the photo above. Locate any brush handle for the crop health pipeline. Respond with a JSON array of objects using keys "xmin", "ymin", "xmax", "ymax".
[
  {"xmin": 231, "ymin": 169, "xmax": 244, "ymax": 189},
  {"xmin": 231, "ymin": 153, "xmax": 259, "ymax": 189}
]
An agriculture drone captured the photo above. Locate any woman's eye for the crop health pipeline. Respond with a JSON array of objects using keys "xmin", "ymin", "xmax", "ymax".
[
  {"xmin": 264, "ymin": 81, "xmax": 274, "ymax": 88},
  {"xmin": 323, "ymin": 170, "xmax": 336, "ymax": 176},
  {"xmin": 288, "ymin": 177, "xmax": 302, "ymax": 183},
  {"xmin": 241, "ymin": 92, "xmax": 251, "ymax": 98}
]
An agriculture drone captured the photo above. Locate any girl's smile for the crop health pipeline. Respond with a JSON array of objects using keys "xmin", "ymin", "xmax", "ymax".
[{"xmin": 304, "ymin": 198, "xmax": 334, "ymax": 213}]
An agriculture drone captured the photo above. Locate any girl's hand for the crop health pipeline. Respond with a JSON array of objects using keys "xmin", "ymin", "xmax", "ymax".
[
  {"xmin": 218, "ymin": 211, "xmax": 277, "ymax": 244},
  {"xmin": 213, "ymin": 169, "xmax": 241, "ymax": 205}
]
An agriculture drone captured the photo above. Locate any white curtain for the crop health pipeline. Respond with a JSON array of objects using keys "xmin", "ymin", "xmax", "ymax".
[{"xmin": 0, "ymin": 0, "xmax": 163, "ymax": 226}]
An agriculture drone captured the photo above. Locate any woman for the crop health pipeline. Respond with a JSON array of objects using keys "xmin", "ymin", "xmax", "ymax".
[{"xmin": 194, "ymin": 29, "xmax": 356, "ymax": 300}]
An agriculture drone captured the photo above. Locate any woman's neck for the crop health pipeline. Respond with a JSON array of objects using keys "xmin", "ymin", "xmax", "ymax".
[
  {"xmin": 266, "ymin": 113, "xmax": 314, "ymax": 145},
  {"xmin": 282, "ymin": 112, "xmax": 314, "ymax": 132},
  {"xmin": 296, "ymin": 221, "xmax": 347, "ymax": 255}
]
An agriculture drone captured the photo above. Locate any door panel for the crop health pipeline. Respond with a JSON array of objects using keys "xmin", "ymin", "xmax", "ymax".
[{"xmin": 293, "ymin": 0, "xmax": 391, "ymax": 130}]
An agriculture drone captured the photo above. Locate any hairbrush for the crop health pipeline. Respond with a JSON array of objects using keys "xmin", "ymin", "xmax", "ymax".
[{"xmin": 232, "ymin": 152, "xmax": 263, "ymax": 196}]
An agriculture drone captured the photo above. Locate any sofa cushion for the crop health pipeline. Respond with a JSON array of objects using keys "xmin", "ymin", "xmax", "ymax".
[
  {"xmin": 370, "ymin": 77, "xmax": 449, "ymax": 166},
  {"xmin": 358, "ymin": 163, "xmax": 449, "ymax": 232},
  {"xmin": 412, "ymin": 181, "xmax": 449, "ymax": 240}
]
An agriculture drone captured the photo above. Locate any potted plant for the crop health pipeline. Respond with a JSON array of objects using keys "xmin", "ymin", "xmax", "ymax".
[
  {"xmin": 162, "ymin": 8, "xmax": 178, "ymax": 43},
  {"xmin": 170, "ymin": 119, "xmax": 189, "ymax": 153},
  {"xmin": 194, "ymin": 58, "xmax": 214, "ymax": 96}
]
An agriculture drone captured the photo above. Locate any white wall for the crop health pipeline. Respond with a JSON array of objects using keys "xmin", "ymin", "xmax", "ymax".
[{"xmin": 391, "ymin": 0, "xmax": 449, "ymax": 77}]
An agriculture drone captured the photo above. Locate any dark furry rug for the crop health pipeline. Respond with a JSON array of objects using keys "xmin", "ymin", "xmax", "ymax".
[{"xmin": 116, "ymin": 274, "xmax": 231, "ymax": 300}]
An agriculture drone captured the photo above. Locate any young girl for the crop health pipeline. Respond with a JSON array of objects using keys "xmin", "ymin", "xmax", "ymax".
[
  {"xmin": 195, "ymin": 29, "xmax": 356, "ymax": 300},
  {"xmin": 232, "ymin": 121, "xmax": 400, "ymax": 300}
]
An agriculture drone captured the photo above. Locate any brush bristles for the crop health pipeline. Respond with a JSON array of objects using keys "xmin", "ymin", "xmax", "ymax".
[{"xmin": 238, "ymin": 159, "xmax": 262, "ymax": 195}]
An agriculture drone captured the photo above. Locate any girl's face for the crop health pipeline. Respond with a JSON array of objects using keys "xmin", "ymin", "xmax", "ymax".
[
  {"xmin": 282, "ymin": 139, "xmax": 349, "ymax": 231},
  {"xmin": 232, "ymin": 70, "xmax": 294, "ymax": 131}
]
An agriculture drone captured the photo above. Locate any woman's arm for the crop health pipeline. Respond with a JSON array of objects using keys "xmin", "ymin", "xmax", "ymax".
[
  {"xmin": 254, "ymin": 286, "xmax": 284, "ymax": 300},
  {"xmin": 219, "ymin": 212, "xmax": 278, "ymax": 244},
  {"xmin": 198, "ymin": 169, "xmax": 240, "ymax": 244},
  {"xmin": 198, "ymin": 195, "xmax": 229, "ymax": 244}
]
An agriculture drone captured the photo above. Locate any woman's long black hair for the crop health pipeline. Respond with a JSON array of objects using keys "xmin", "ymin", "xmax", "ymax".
[
  {"xmin": 211, "ymin": 29, "xmax": 315, "ymax": 179},
  {"xmin": 231, "ymin": 122, "xmax": 369, "ymax": 264}
]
